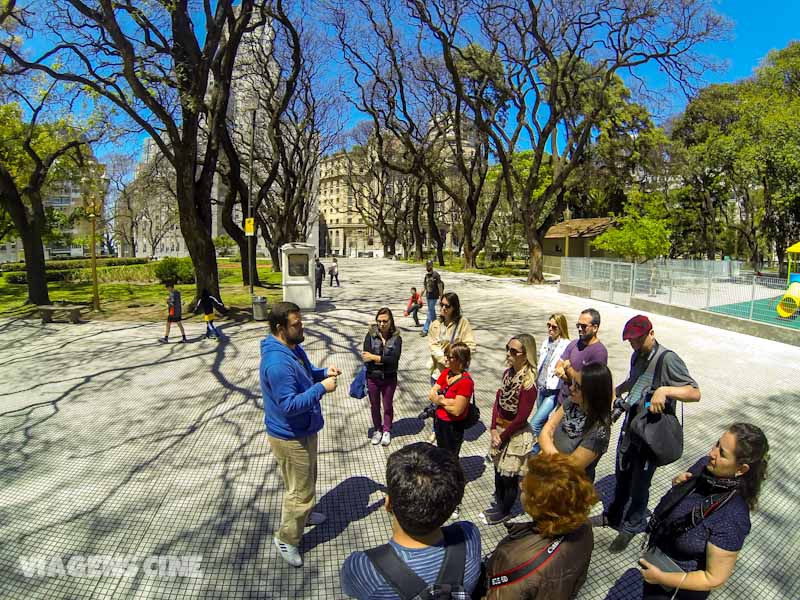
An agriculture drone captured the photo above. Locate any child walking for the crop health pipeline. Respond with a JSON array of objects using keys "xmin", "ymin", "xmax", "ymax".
[
  {"xmin": 195, "ymin": 289, "xmax": 226, "ymax": 340},
  {"xmin": 159, "ymin": 281, "xmax": 187, "ymax": 343}
]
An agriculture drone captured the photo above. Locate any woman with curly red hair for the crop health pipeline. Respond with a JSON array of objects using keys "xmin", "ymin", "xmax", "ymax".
[{"xmin": 480, "ymin": 453, "xmax": 598, "ymax": 599}]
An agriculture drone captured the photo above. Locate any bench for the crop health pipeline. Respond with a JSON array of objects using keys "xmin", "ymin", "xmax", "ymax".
[{"xmin": 37, "ymin": 304, "xmax": 83, "ymax": 324}]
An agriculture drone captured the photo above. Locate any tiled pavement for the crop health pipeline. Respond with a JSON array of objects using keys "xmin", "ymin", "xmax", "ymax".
[{"xmin": 1, "ymin": 258, "xmax": 799, "ymax": 599}]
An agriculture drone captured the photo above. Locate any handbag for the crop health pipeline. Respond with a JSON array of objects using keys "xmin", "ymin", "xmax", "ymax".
[
  {"xmin": 349, "ymin": 366, "xmax": 367, "ymax": 399},
  {"xmin": 627, "ymin": 350, "xmax": 684, "ymax": 467},
  {"xmin": 463, "ymin": 394, "xmax": 480, "ymax": 429}
]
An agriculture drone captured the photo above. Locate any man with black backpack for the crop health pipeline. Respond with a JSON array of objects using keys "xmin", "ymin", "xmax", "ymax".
[
  {"xmin": 340, "ymin": 442, "xmax": 481, "ymax": 599},
  {"xmin": 421, "ymin": 260, "xmax": 444, "ymax": 337},
  {"xmin": 592, "ymin": 315, "xmax": 701, "ymax": 553}
]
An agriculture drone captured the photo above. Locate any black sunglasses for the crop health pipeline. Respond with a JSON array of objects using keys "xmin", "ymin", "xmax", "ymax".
[
  {"xmin": 576, "ymin": 323, "xmax": 594, "ymax": 331},
  {"xmin": 505, "ymin": 346, "xmax": 522, "ymax": 357},
  {"xmin": 440, "ymin": 303, "xmax": 451, "ymax": 309}
]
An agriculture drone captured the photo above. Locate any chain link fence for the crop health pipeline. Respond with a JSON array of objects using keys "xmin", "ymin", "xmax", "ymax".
[{"xmin": 561, "ymin": 257, "xmax": 798, "ymax": 331}]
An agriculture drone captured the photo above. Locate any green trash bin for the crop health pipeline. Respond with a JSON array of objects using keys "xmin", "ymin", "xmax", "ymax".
[{"xmin": 252, "ymin": 296, "xmax": 268, "ymax": 321}]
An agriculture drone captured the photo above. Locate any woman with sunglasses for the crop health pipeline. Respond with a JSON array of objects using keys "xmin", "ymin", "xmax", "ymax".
[
  {"xmin": 530, "ymin": 314, "xmax": 570, "ymax": 454},
  {"xmin": 428, "ymin": 342, "xmax": 474, "ymax": 520},
  {"xmin": 538, "ymin": 362, "xmax": 612, "ymax": 482},
  {"xmin": 362, "ymin": 307, "xmax": 402, "ymax": 447},
  {"xmin": 427, "ymin": 292, "xmax": 476, "ymax": 384},
  {"xmin": 480, "ymin": 335, "xmax": 538, "ymax": 525}
]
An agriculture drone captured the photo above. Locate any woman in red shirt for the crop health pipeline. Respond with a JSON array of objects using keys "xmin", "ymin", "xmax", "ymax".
[{"xmin": 429, "ymin": 341, "xmax": 474, "ymax": 457}]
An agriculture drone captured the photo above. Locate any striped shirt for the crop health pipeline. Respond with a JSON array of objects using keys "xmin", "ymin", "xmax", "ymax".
[{"xmin": 340, "ymin": 522, "xmax": 482, "ymax": 599}]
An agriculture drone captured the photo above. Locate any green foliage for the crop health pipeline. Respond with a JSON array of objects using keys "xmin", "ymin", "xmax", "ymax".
[
  {"xmin": 592, "ymin": 216, "xmax": 670, "ymax": 262},
  {"xmin": 3, "ymin": 270, "xmax": 75, "ymax": 284},
  {"xmin": 153, "ymin": 257, "xmax": 195, "ymax": 284},
  {"xmin": 213, "ymin": 235, "xmax": 237, "ymax": 257},
  {"xmin": 0, "ymin": 257, "xmax": 150, "ymax": 272}
]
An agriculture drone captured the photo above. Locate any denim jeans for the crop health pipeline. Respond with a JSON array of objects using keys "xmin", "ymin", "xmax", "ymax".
[
  {"xmin": 422, "ymin": 297, "xmax": 437, "ymax": 334},
  {"xmin": 408, "ymin": 303, "xmax": 422, "ymax": 325},
  {"xmin": 606, "ymin": 434, "xmax": 658, "ymax": 534},
  {"xmin": 529, "ymin": 389, "xmax": 558, "ymax": 454}
]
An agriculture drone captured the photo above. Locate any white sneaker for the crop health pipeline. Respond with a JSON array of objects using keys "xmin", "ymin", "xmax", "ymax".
[
  {"xmin": 449, "ymin": 507, "xmax": 460, "ymax": 521},
  {"xmin": 371, "ymin": 431, "xmax": 383, "ymax": 445},
  {"xmin": 273, "ymin": 536, "xmax": 302, "ymax": 567},
  {"xmin": 305, "ymin": 511, "xmax": 326, "ymax": 527},
  {"xmin": 381, "ymin": 431, "xmax": 391, "ymax": 446}
]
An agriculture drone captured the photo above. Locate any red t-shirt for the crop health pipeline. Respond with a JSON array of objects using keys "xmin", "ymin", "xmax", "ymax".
[{"xmin": 435, "ymin": 369, "xmax": 475, "ymax": 422}]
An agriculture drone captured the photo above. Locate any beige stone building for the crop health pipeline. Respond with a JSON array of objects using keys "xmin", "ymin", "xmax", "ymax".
[{"xmin": 317, "ymin": 152, "xmax": 382, "ymax": 257}]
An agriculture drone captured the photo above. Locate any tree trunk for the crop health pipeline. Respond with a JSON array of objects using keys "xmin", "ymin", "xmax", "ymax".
[
  {"xmin": 175, "ymin": 171, "xmax": 220, "ymax": 302},
  {"xmin": 268, "ymin": 244, "xmax": 282, "ymax": 273},
  {"xmin": 19, "ymin": 222, "xmax": 50, "ymax": 305},
  {"xmin": 412, "ymin": 190, "xmax": 424, "ymax": 260},
  {"xmin": 426, "ymin": 183, "xmax": 445, "ymax": 265},
  {"xmin": 526, "ymin": 229, "xmax": 545, "ymax": 284}
]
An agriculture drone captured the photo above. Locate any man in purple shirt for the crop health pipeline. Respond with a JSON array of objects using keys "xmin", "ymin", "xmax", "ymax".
[{"xmin": 554, "ymin": 308, "xmax": 608, "ymax": 407}]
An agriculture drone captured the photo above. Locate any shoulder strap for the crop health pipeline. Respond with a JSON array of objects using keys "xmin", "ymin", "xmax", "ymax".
[
  {"xmin": 650, "ymin": 348, "xmax": 673, "ymax": 391},
  {"xmin": 488, "ymin": 536, "xmax": 565, "ymax": 589},
  {"xmin": 436, "ymin": 525, "xmax": 467, "ymax": 588},
  {"xmin": 364, "ymin": 544, "xmax": 428, "ymax": 600}
]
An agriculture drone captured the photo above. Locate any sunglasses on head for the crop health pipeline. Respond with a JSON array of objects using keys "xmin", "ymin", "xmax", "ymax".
[{"xmin": 505, "ymin": 346, "xmax": 522, "ymax": 357}]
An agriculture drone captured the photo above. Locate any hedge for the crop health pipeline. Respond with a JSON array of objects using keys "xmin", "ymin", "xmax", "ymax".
[
  {"xmin": 3, "ymin": 262, "xmax": 159, "ymax": 284},
  {"xmin": 153, "ymin": 257, "xmax": 195, "ymax": 284},
  {"xmin": 0, "ymin": 257, "xmax": 150, "ymax": 272}
]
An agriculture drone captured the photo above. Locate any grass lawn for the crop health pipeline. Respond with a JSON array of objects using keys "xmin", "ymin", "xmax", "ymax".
[
  {"xmin": 0, "ymin": 259, "xmax": 283, "ymax": 322},
  {"xmin": 402, "ymin": 254, "xmax": 531, "ymax": 278},
  {"xmin": 709, "ymin": 295, "xmax": 800, "ymax": 330}
]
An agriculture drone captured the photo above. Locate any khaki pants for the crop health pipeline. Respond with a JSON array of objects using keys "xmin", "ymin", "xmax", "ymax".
[{"xmin": 268, "ymin": 433, "xmax": 318, "ymax": 546}]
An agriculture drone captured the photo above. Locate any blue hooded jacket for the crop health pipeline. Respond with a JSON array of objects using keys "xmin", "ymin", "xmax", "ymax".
[{"xmin": 259, "ymin": 335, "xmax": 328, "ymax": 440}]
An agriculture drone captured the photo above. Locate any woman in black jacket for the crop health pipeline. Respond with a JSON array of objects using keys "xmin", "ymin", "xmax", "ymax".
[{"xmin": 362, "ymin": 307, "xmax": 402, "ymax": 447}]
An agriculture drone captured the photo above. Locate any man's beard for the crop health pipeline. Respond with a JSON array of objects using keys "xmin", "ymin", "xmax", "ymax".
[{"xmin": 287, "ymin": 331, "xmax": 305, "ymax": 345}]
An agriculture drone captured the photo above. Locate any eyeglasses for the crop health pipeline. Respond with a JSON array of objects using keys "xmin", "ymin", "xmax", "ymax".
[
  {"xmin": 440, "ymin": 303, "xmax": 451, "ymax": 309},
  {"xmin": 505, "ymin": 346, "xmax": 523, "ymax": 357},
  {"xmin": 546, "ymin": 323, "xmax": 559, "ymax": 330},
  {"xmin": 576, "ymin": 323, "xmax": 594, "ymax": 331}
]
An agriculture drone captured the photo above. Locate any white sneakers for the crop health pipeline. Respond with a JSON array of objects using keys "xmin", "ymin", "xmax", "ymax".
[
  {"xmin": 371, "ymin": 431, "xmax": 392, "ymax": 446},
  {"xmin": 273, "ymin": 536, "xmax": 302, "ymax": 568}
]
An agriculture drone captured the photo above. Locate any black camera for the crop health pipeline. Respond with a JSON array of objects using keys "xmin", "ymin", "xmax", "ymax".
[
  {"xmin": 417, "ymin": 404, "xmax": 437, "ymax": 420},
  {"xmin": 611, "ymin": 397, "xmax": 627, "ymax": 423}
]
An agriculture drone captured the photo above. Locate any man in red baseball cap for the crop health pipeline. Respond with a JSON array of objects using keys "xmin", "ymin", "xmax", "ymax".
[{"xmin": 591, "ymin": 314, "xmax": 701, "ymax": 553}]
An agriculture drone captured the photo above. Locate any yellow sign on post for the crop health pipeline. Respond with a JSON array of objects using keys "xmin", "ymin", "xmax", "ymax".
[{"xmin": 245, "ymin": 218, "xmax": 255, "ymax": 237}]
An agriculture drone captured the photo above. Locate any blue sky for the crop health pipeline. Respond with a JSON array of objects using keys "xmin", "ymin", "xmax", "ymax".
[{"xmin": 704, "ymin": 0, "xmax": 798, "ymax": 85}]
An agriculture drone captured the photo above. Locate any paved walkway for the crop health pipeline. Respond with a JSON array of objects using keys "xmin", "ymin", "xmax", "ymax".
[{"xmin": 1, "ymin": 258, "xmax": 798, "ymax": 599}]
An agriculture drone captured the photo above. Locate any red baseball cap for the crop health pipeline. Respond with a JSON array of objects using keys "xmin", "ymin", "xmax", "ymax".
[{"xmin": 622, "ymin": 315, "xmax": 653, "ymax": 340}]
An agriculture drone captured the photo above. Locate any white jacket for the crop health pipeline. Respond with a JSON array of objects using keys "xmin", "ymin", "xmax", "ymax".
[{"xmin": 537, "ymin": 337, "xmax": 570, "ymax": 391}]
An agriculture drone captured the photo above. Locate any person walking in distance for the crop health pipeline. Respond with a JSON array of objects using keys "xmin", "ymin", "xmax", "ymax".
[
  {"xmin": 329, "ymin": 257, "xmax": 340, "ymax": 287},
  {"xmin": 404, "ymin": 287, "xmax": 423, "ymax": 327},
  {"xmin": 421, "ymin": 260, "xmax": 443, "ymax": 336},
  {"xmin": 260, "ymin": 302, "xmax": 341, "ymax": 567},
  {"xmin": 159, "ymin": 281, "xmax": 187, "ymax": 344},
  {"xmin": 593, "ymin": 315, "xmax": 700, "ymax": 554},
  {"xmin": 314, "ymin": 257, "xmax": 325, "ymax": 298},
  {"xmin": 194, "ymin": 288, "xmax": 226, "ymax": 340},
  {"xmin": 363, "ymin": 307, "xmax": 403, "ymax": 447}
]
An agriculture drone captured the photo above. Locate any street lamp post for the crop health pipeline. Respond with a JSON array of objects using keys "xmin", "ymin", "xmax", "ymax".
[
  {"xmin": 82, "ymin": 174, "xmax": 101, "ymax": 311},
  {"xmin": 89, "ymin": 202, "xmax": 100, "ymax": 311},
  {"xmin": 247, "ymin": 108, "xmax": 256, "ymax": 297}
]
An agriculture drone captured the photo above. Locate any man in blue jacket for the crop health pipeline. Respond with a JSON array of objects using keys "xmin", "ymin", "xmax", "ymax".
[{"xmin": 260, "ymin": 301, "xmax": 341, "ymax": 567}]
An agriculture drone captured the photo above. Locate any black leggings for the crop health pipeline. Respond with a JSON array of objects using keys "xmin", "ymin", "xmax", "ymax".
[
  {"xmin": 494, "ymin": 470, "xmax": 519, "ymax": 515},
  {"xmin": 643, "ymin": 583, "xmax": 709, "ymax": 600},
  {"xmin": 434, "ymin": 417, "xmax": 465, "ymax": 457}
]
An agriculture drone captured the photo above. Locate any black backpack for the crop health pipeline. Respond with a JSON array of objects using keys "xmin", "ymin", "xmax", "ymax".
[{"xmin": 364, "ymin": 525, "xmax": 468, "ymax": 599}]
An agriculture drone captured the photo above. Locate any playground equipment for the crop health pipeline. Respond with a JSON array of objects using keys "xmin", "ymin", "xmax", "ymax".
[{"xmin": 776, "ymin": 241, "xmax": 800, "ymax": 319}]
